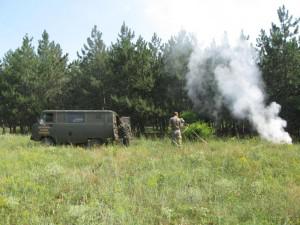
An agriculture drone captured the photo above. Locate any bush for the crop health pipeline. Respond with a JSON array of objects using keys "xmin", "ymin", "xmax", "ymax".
[
  {"xmin": 181, "ymin": 111, "xmax": 199, "ymax": 124},
  {"xmin": 183, "ymin": 121, "xmax": 215, "ymax": 140}
]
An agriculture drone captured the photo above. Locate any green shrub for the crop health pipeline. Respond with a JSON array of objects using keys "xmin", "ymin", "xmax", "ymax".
[
  {"xmin": 181, "ymin": 111, "xmax": 199, "ymax": 124},
  {"xmin": 183, "ymin": 121, "xmax": 215, "ymax": 140}
]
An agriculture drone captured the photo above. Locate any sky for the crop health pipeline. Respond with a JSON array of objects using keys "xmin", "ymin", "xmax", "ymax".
[{"xmin": 0, "ymin": 0, "xmax": 299, "ymax": 60}]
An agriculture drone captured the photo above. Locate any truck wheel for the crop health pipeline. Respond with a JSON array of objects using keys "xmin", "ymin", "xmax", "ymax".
[
  {"xmin": 87, "ymin": 139, "xmax": 102, "ymax": 148},
  {"xmin": 41, "ymin": 137, "xmax": 55, "ymax": 146},
  {"xmin": 122, "ymin": 137, "xmax": 130, "ymax": 146}
]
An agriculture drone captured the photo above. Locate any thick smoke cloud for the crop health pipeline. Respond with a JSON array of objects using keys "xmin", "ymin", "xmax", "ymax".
[{"xmin": 186, "ymin": 38, "xmax": 292, "ymax": 144}]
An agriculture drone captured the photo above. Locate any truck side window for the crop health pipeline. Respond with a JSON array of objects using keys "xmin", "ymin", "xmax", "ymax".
[
  {"xmin": 95, "ymin": 113, "xmax": 105, "ymax": 122},
  {"xmin": 56, "ymin": 112, "xmax": 64, "ymax": 123},
  {"xmin": 86, "ymin": 112, "xmax": 105, "ymax": 123},
  {"xmin": 65, "ymin": 112, "xmax": 85, "ymax": 123}
]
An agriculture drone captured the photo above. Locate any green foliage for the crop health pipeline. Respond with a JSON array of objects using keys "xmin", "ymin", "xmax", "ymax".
[
  {"xmin": 0, "ymin": 32, "xmax": 68, "ymax": 132},
  {"xmin": 181, "ymin": 110, "xmax": 198, "ymax": 124},
  {"xmin": 257, "ymin": 5, "xmax": 300, "ymax": 100},
  {"xmin": 0, "ymin": 36, "xmax": 38, "ymax": 130},
  {"xmin": 0, "ymin": 135, "xmax": 300, "ymax": 224},
  {"xmin": 36, "ymin": 30, "xmax": 68, "ymax": 110},
  {"xmin": 183, "ymin": 121, "xmax": 215, "ymax": 140},
  {"xmin": 65, "ymin": 25, "xmax": 107, "ymax": 109}
]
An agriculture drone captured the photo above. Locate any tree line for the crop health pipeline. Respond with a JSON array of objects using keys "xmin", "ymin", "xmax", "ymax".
[{"xmin": 0, "ymin": 6, "xmax": 300, "ymax": 137}]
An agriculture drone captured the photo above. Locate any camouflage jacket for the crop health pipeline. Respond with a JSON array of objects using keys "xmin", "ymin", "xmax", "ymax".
[{"xmin": 169, "ymin": 116, "xmax": 185, "ymax": 131}]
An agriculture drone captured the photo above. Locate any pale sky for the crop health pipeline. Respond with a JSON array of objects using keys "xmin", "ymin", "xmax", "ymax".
[{"xmin": 0, "ymin": 0, "xmax": 299, "ymax": 60}]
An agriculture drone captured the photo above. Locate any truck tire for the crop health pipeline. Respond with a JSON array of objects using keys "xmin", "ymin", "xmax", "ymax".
[
  {"xmin": 87, "ymin": 139, "xmax": 102, "ymax": 148},
  {"xmin": 122, "ymin": 137, "xmax": 130, "ymax": 146},
  {"xmin": 41, "ymin": 137, "xmax": 55, "ymax": 146}
]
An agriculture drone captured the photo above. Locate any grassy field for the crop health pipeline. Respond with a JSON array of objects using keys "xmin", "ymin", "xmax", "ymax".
[{"xmin": 0, "ymin": 135, "xmax": 299, "ymax": 225}]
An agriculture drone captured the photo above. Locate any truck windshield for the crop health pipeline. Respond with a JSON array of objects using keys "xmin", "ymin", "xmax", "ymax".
[{"xmin": 40, "ymin": 112, "xmax": 54, "ymax": 124}]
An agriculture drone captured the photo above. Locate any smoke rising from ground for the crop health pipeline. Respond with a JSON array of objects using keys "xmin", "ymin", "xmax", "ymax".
[{"xmin": 186, "ymin": 38, "xmax": 292, "ymax": 144}]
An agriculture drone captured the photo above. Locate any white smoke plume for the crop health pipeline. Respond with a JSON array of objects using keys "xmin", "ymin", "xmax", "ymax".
[{"xmin": 187, "ymin": 38, "xmax": 292, "ymax": 144}]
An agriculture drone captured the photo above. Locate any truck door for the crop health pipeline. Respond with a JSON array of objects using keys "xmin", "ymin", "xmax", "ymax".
[
  {"xmin": 64, "ymin": 112, "xmax": 86, "ymax": 144},
  {"xmin": 54, "ymin": 112, "xmax": 86, "ymax": 144}
]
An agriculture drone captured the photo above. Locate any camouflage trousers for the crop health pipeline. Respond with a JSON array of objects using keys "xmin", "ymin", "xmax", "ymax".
[{"xmin": 171, "ymin": 130, "xmax": 182, "ymax": 147}]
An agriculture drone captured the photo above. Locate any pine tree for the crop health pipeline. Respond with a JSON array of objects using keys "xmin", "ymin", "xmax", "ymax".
[
  {"xmin": 64, "ymin": 26, "xmax": 107, "ymax": 109},
  {"xmin": 257, "ymin": 5, "xmax": 300, "ymax": 134},
  {"xmin": 37, "ymin": 30, "xmax": 68, "ymax": 110},
  {"xmin": 1, "ymin": 35, "xmax": 38, "ymax": 132}
]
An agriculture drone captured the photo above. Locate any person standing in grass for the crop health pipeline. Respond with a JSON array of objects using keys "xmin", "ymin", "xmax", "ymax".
[
  {"xmin": 117, "ymin": 117, "xmax": 130, "ymax": 146},
  {"xmin": 169, "ymin": 112, "xmax": 185, "ymax": 147}
]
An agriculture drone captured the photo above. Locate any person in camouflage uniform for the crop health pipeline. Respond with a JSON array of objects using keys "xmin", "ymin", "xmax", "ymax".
[
  {"xmin": 118, "ymin": 123, "xmax": 130, "ymax": 146},
  {"xmin": 169, "ymin": 112, "xmax": 185, "ymax": 147}
]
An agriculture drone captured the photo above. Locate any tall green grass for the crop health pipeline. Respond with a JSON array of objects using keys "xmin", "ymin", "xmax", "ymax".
[{"xmin": 0, "ymin": 135, "xmax": 299, "ymax": 224}]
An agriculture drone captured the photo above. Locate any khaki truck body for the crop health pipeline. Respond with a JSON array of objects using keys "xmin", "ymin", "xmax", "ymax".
[{"xmin": 31, "ymin": 110, "xmax": 128, "ymax": 145}]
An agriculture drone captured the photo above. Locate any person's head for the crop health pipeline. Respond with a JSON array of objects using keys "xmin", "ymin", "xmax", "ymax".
[{"xmin": 173, "ymin": 112, "xmax": 178, "ymax": 117}]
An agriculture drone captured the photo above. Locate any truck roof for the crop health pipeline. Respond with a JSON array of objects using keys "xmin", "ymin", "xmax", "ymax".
[{"xmin": 42, "ymin": 110, "xmax": 117, "ymax": 114}]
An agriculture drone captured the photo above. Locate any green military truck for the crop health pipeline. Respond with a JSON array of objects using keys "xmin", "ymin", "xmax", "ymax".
[{"xmin": 31, "ymin": 110, "xmax": 131, "ymax": 146}]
